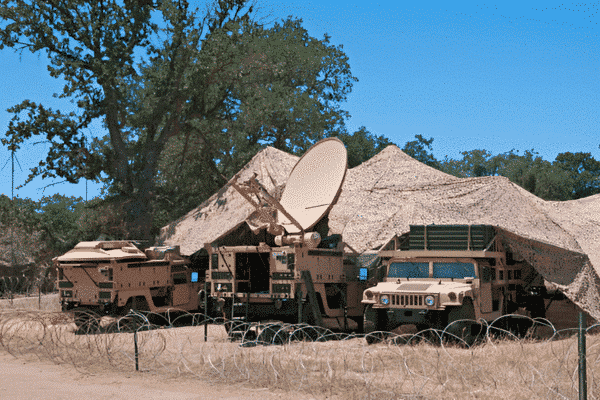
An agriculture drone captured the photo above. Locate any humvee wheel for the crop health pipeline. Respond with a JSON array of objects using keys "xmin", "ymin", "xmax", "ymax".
[
  {"xmin": 445, "ymin": 298, "xmax": 481, "ymax": 346},
  {"xmin": 257, "ymin": 324, "xmax": 289, "ymax": 345},
  {"xmin": 225, "ymin": 321, "xmax": 255, "ymax": 342},
  {"xmin": 290, "ymin": 324, "xmax": 327, "ymax": 342},
  {"xmin": 364, "ymin": 305, "xmax": 390, "ymax": 344}
]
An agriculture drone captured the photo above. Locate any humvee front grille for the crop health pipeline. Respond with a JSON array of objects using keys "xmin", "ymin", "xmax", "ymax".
[{"xmin": 391, "ymin": 294, "xmax": 424, "ymax": 307}]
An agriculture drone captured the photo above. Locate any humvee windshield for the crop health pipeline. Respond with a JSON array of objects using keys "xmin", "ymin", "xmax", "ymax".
[
  {"xmin": 432, "ymin": 262, "xmax": 476, "ymax": 279},
  {"xmin": 388, "ymin": 261, "xmax": 476, "ymax": 279},
  {"xmin": 388, "ymin": 262, "xmax": 429, "ymax": 278}
]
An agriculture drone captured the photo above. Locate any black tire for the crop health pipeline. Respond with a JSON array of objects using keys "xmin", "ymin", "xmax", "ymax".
[
  {"xmin": 364, "ymin": 305, "xmax": 389, "ymax": 344},
  {"xmin": 257, "ymin": 324, "xmax": 289, "ymax": 345},
  {"xmin": 225, "ymin": 321, "xmax": 254, "ymax": 342},
  {"xmin": 117, "ymin": 298, "xmax": 151, "ymax": 332},
  {"xmin": 117, "ymin": 314, "xmax": 149, "ymax": 332},
  {"xmin": 445, "ymin": 298, "xmax": 481, "ymax": 346},
  {"xmin": 363, "ymin": 305, "xmax": 388, "ymax": 333},
  {"xmin": 290, "ymin": 324, "xmax": 328, "ymax": 342}
]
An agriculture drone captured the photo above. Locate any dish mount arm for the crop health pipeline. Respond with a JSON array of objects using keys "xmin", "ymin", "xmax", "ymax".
[{"xmin": 230, "ymin": 173, "xmax": 305, "ymax": 235}]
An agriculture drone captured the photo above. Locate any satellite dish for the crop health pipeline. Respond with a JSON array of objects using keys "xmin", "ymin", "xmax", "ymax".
[{"xmin": 278, "ymin": 137, "xmax": 348, "ymax": 234}]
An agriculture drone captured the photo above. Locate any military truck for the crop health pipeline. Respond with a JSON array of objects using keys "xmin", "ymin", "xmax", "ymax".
[
  {"xmin": 362, "ymin": 225, "xmax": 546, "ymax": 342},
  {"xmin": 207, "ymin": 235, "xmax": 366, "ymax": 334},
  {"xmin": 205, "ymin": 138, "xmax": 368, "ymax": 339},
  {"xmin": 55, "ymin": 241, "xmax": 205, "ymax": 330}
]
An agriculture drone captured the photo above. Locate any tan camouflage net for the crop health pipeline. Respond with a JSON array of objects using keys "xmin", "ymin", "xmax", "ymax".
[
  {"xmin": 160, "ymin": 145, "xmax": 600, "ymax": 321},
  {"xmin": 157, "ymin": 147, "xmax": 298, "ymax": 254}
]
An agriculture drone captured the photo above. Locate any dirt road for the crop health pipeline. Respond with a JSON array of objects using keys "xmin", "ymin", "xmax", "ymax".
[{"xmin": 0, "ymin": 352, "xmax": 315, "ymax": 400}]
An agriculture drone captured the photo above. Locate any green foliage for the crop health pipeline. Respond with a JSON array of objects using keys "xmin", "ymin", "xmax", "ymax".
[
  {"xmin": 153, "ymin": 16, "xmax": 357, "ymax": 227},
  {"xmin": 336, "ymin": 127, "xmax": 396, "ymax": 168},
  {"xmin": 553, "ymin": 152, "xmax": 600, "ymax": 199},
  {"xmin": 1, "ymin": 1, "xmax": 356, "ymax": 239},
  {"xmin": 0, "ymin": 194, "xmax": 128, "ymax": 267},
  {"xmin": 74, "ymin": 197, "xmax": 128, "ymax": 242},
  {"xmin": 441, "ymin": 150, "xmax": 497, "ymax": 178},
  {"xmin": 492, "ymin": 150, "xmax": 573, "ymax": 200},
  {"xmin": 435, "ymin": 147, "xmax": 599, "ymax": 201},
  {"xmin": 402, "ymin": 135, "xmax": 440, "ymax": 168}
]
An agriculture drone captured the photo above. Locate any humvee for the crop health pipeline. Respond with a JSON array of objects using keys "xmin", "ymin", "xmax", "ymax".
[
  {"xmin": 362, "ymin": 225, "xmax": 546, "ymax": 341},
  {"xmin": 55, "ymin": 241, "xmax": 204, "ymax": 330}
]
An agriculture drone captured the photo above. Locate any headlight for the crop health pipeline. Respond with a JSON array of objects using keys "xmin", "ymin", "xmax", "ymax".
[
  {"xmin": 364, "ymin": 290, "xmax": 374, "ymax": 300},
  {"xmin": 380, "ymin": 294, "xmax": 390, "ymax": 305},
  {"xmin": 448, "ymin": 292, "xmax": 456, "ymax": 301},
  {"xmin": 425, "ymin": 295, "xmax": 435, "ymax": 306}
]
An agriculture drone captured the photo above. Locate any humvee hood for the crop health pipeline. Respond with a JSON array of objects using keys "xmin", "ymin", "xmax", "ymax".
[{"xmin": 371, "ymin": 280, "xmax": 472, "ymax": 294}]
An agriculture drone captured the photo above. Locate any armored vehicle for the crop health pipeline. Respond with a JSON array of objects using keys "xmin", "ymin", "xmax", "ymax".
[
  {"xmin": 55, "ymin": 241, "xmax": 204, "ymax": 329},
  {"xmin": 362, "ymin": 225, "xmax": 546, "ymax": 341}
]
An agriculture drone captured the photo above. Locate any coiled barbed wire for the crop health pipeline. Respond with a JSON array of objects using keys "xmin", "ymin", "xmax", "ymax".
[{"xmin": 0, "ymin": 303, "xmax": 599, "ymax": 399}]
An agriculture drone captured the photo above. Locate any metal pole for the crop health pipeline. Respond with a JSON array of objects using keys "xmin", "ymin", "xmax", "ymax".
[
  {"xmin": 132, "ymin": 310, "xmax": 139, "ymax": 372},
  {"xmin": 578, "ymin": 311, "xmax": 587, "ymax": 400},
  {"xmin": 245, "ymin": 291, "xmax": 249, "ymax": 323},
  {"xmin": 204, "ymin": 282, "xmax": 208, "ymax": 342},
  {"xmin": 134, "ymin": 328, "xmax": 139, "ymax": 372},
  {"xmin": 297, "ymin": 290, "xmax": 303, "ymax": 324}
]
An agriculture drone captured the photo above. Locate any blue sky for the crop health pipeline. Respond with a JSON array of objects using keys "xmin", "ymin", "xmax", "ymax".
[{"xmin": 1, "ymin": 0, "xmax": 598, "ymax": 201}]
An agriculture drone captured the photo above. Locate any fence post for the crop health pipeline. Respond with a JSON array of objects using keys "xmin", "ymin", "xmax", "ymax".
[
  {"xmin": 579, "ymin": 311, "xmax": 587, "ymax": 400},
  {"xmin": 132, "ymin": 311, "xmax": 139, "ymax": 372},
  {"xmin": 204, "ymin": 281, "xmax": 208, "ymax": 342}
]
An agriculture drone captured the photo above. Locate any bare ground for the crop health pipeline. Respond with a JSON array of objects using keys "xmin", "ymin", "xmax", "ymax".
[
  {"xmin": 0, "ymin": 295, "xmax": 321, "ymax": 400},
  {"xmin": 2, "ymin": 294, "xmax": 599, "ymax": 399},
  {"xmin": 0, "ymin": 351, "xmax": 318, "ymax": 400}
]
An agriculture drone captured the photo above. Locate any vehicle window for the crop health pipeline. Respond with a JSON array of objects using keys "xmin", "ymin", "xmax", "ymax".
[
  {"xmin": 388, "ymin": 262, "xmax": 429, "ymax": 278},
  {"xmin": 173, "ymin": 273, "xmax": 187, "ymax": 284},
  {"xmin": 432, "ymin": 262, "xmax": 476, "ymax": 279}
]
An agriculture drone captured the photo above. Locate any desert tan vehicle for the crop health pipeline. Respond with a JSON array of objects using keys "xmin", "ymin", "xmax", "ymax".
[
  {"xmin": 55, "ymin": 241, "xmax": 204, "ymax": 329},
  {"xmin": 362, "ymin": 225, "xmax": 546, "ymax": 341},
  {"xmin": 206, "ymin": 138, "xmax": 367, "ymax": 335},
  {"xmin": 208, "ymin": 238, "xmax": 366, "ymax": 332}
]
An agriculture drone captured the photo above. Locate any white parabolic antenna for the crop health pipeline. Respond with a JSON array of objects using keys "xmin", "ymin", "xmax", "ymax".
[{"xmin": 278, "ymin": 137, "xmax": 348, "ymax": 234}]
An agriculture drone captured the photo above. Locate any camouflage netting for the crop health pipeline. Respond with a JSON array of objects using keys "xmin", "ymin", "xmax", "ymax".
[
  {"xmin": 159, "ymin": 145, "xmax": 600, "ymax": 321},
  {"xmin": 158, "ymin": 146, "xmax": 298, "ymax": 254}
]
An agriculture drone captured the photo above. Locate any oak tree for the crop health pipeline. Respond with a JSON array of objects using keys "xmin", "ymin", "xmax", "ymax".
[{"xmin": 1, "ymin": 1, "xmax": 357, "ymax": 239}]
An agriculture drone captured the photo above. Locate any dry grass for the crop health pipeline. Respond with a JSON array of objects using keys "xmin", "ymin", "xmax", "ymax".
[
  {"xmin": 0, "ymin": 293, "xmax": 60, "ymax": 312},
  {"xmin": 0, "ymin": 296, "xmax": 599, "ymax": 399}
]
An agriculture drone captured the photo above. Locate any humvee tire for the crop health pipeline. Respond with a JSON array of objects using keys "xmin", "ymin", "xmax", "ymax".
[
  {"xmin": 257, "ymin": 324, "xmax": 289, "ymax": 345},
  {"xmin": 445, "ymin": 298, "xmax": 482, "ymax": 345},
  {"xmin": 364, "ymin": 304, "xmax": 390, "ymax": 344}
]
